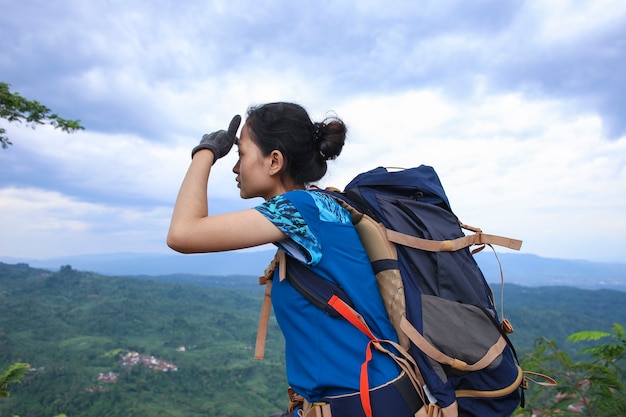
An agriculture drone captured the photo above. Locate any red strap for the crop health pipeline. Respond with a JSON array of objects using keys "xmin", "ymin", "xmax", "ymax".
[
  {"xmin": 329, "ymin": 295, "xmax": 377, "ymax": 417},
  {"xmin": 360, "ymin": 340, "xmax": 375, "ymax": 417},
  {"xmin": 328, "ymin": 296, "xmax": 376, "ymax": 339}
]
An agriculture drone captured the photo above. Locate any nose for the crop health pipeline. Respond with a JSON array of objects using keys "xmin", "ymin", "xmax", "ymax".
[{"xmin": 233, "ymin": 159, "xmax": 240, "ymax": 174}]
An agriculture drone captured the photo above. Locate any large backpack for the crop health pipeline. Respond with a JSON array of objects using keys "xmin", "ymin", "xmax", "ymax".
[{"xmin": 256, "ymin": 166, "xmax": 526, "ymax": 417}]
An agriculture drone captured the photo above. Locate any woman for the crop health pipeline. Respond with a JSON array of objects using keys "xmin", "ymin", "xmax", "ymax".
[{"xmin": 168, "ymin": 102, "xmax": 421, "ymax": 417}]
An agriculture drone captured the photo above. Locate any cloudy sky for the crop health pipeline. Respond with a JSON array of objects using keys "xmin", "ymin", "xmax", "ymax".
[{"xmin": 1, "ymin": 0, "xmax": 625, "ymax": 263}]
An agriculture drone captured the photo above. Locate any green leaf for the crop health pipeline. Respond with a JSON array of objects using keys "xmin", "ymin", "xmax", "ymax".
[
  {"xmin": 0, "ymin": 363, "xmax": 31, "ymax": 397},
  {"xmin": 567, "ymin": 330, "xmax": 612, "ymax": 343},
  {"xmin": 0, "ymin": 82, "xmax": 84, "ymax": 148}
]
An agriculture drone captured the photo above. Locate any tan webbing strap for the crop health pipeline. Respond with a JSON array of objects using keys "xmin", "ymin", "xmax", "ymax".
[
  {"xmin": 459, "ymin": 222, "xmax": 523, "ymax": 251},
  {"xmin": 386, "ymin": 229, "xmax": 522, "ymax": 252},
  {"xmin": 476, "ymin": 233, "xmax": 523, "ymax": 251},
  {"xmin": 278, "ymin": 250, "xmax": 287, "ymax": 281},
  {"xmin": 301, "ymin": 401, "xmax": 333, "ymax": 417},
  {"xmin": 254, "ymin": 279, "xmax": 272, "ymax": 360},
  {"xmin": 254, "ymin": 251, "xmax": 286, "ymax": 360},
  {"xmin": 456, "ymin": 365, "xmax": 524, "ymax": 398},
  {"xmin": 399, "ymin": 316, "xmax": 508, "ymax": 372},
  {"xmin": 380, "ymin": 340, "xmax": 427, "ymax": 402}
]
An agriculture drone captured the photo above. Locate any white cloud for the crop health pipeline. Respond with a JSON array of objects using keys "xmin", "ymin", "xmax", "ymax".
[
  {"xmin": 318, "ymin": 89, "xmax": 626, "ymax": 261},
  {"xmin": 0, "ymin": 186, "xmax": 173, "ymax": 258},
  {"xmin": 1, "ymin": 0, "xmax": 625, "ymax": 262},
  {"xmin": 9, "ymin": 85, "xmax": 620, "ymax": 261}
]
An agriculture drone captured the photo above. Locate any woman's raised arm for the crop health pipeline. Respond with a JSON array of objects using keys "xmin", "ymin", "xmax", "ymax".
[{"xmin": 167, "ymin": 117, "xmax": 286, "ymax": 253}]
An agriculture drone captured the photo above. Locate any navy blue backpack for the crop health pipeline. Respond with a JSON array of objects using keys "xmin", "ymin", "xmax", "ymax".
[{"xmin": 257, "ymin": 166, "xmax": 526, "ymax": 417}]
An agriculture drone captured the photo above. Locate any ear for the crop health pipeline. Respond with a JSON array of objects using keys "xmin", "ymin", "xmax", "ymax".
[{"xmin": 268, "ymin": 150, "xmax": 285, "ymax": 176}]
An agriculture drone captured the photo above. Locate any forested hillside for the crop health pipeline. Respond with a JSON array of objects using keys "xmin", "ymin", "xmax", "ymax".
[
  {"xmin": 0, "ymin": 263, "xmax": 286, "ymax": 417},
  {"xmin": 494, "ymin": 284, "xmax": 625, "ymax": 350},
  {"xmin": 1, "ymin": 262, "xmax": 624, "ymax": 417}
]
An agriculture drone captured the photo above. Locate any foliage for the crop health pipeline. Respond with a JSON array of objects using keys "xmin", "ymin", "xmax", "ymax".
[
  {"xmin": 1, "ymin": 262, "xmax": 624, "ymax": 416},
  {"xmin": 0, "ymin": 82, "xmax": 84, "ymax": 149},
  {"xmin": 0, "ymin": 262, "xmax": 287, "ymax": 417},
  {"xmin": 0, "ymin": 363, "xmax": 30, "ymax": 397},
  {"xmin": 517, "ymin": 323, "xmax": 625, "ymax": 416},
  {"xmin": 497, "ymin": 285, "xmax": 626, "ymax": 358}
]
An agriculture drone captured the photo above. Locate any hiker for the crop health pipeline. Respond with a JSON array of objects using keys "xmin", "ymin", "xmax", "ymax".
[{"xmin": 167, "ymin": 102, "xmax": 422, "ymax": 417}]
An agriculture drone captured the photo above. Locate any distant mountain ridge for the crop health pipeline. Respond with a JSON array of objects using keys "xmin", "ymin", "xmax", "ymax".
[
  {"xmin": 1, "ymin": 261, "xmax": 623, "ymax": 417},
  {"xmin": 0, "ymin": 250, "xmax": 276, "ymax": 277},
  {"xmin": 2, "ymin": 250, "xmax": 625, "ymax": 291}
]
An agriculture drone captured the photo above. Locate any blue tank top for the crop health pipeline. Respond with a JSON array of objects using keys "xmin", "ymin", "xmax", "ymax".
[{"xmin": 255, "ymin": 190, "xmax": 400, "ymax": 401}]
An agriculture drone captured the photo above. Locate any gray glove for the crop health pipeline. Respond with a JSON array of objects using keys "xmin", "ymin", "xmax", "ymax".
[{"xmin": 191, "ymin": 115, "xmax": 242, "ymax": 162}]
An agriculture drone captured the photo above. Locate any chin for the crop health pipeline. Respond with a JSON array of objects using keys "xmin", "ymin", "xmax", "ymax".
[{"xmin": 240, "ymin": 191, "xmax": 262, "ymax": 200}]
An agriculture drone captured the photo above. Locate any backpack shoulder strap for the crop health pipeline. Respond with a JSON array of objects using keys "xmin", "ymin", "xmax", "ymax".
[{"xmin": 254, "ymin": 247, "xmax": 357, "ymax": 360}]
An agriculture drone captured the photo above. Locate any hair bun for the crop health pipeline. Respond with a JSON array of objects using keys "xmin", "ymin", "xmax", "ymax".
[{"xmin": 314, "ymin": 117, "xmax": 347, "ymax": 160}]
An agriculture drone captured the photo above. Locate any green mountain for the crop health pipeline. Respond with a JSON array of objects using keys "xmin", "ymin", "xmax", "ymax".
[
  {"xmin": 4, "ymin": 251, "xmax": 625, "ymax": 291},
  {"xmin": 0, "ymin": 263, "xmax": 287, "ymax": 417},
  {"xmin": 495, "ymin": 284, "xmax": 625, "ymax": 351},
  {"xmin": 1, "ymin": 262, "xmax": 624, "ymax": 417}
]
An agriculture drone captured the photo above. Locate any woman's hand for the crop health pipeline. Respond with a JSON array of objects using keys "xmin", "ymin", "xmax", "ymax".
[
  {"xmin": 191, "ymin": 115, "xmax": 241, "ymax": 163},
  {"xmin": 168, "ymin": 114, "xmax": 286, "ymax": 254}
]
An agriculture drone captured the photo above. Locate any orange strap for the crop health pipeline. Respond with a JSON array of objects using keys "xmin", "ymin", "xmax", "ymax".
[
  {"xmin": 328, "ymin": 295, "xmax": 379, "ymax": 417},
  {"xmin": 328, "ymin": 295, "xmax": 376, "ymax": 339}
]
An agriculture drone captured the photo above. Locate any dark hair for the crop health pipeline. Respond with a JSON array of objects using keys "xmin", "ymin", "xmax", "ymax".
[{"xmin": 245, "ymin": 102, "xmax": 347, "ymax": 185}]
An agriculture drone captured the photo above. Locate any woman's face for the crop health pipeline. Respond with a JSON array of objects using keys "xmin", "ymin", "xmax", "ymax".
[{"xmin": 232, "ymin": 123, "xmax": 277, "ymax": 200}]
